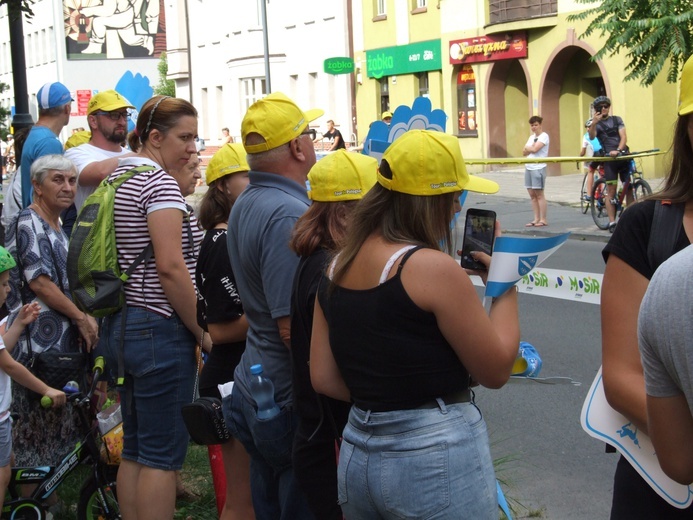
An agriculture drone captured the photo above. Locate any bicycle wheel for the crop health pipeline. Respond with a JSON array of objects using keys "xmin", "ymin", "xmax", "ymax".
[
  {"xmin": 580, "ymin": 172, "xmax": 590, "ymax": 214},
  {"xmin": 591, "ymin": 178, "xmax": 610, "ymax": 230},
  {"xmin": 632, "ymin": 179, "xmax": 652, "ymax": 202},
  {"xmin": 77, "ymin": 466, "xmax": 120, "ymax": 520}
]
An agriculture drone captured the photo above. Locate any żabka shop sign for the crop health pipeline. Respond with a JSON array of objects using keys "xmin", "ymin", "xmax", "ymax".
[
  {"xmin": 366, "ymin": 40, "xmax": 442, "ymax": 79},
  {"xmin": 449, "ymin": 33, "xmax": 527, "ymax": 64}
]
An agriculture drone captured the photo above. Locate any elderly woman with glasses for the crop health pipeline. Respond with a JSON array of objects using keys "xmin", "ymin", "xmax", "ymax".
[{"xmin": 5, "ymin": 154, "xmax": 99, "ymax": 472}]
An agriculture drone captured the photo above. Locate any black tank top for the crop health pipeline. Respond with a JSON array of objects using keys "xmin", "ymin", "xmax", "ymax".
[{"xmin": 317, "ymin": 246, "xmax": 470, "ymax": 412}]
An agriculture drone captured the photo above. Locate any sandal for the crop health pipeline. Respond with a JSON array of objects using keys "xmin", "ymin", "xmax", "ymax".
[
  {"xmin": 535, "ymin": 222, "xmax": 548, "ymax": 227},
  {"xmin": 525, "ymin": 222, "xmax": 537, "ymax": 227}
]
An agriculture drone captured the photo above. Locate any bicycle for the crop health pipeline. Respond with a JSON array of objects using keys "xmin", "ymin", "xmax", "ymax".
[
  {"xmin": 579, "ymin": 162, "xmax": 604, "ymax": 214},
  {"xmin": 590, "ymin": 154, "xmax": 653, "ymax": 231},
  {"xmin": 1, "ymin": 357, "xmax": 121, "ymax": 520}
]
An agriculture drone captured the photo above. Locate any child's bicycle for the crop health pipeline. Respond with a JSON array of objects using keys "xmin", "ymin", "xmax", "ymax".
[
  {"xmin": 589, "ymin": 152, "xmax": 654, "ymax": 230},
  {"xmin": 1, "ymin": 357, "xmax": 121, "ymax": 520}
]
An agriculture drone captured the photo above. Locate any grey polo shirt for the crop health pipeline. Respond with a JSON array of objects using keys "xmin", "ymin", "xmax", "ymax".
[{"xmin": 227, "ymin": 170, "xmax": 310, "ymax": 406}]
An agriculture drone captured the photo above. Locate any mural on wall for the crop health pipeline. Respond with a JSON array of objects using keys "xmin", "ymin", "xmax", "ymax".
[{"xmin": 63, "ymin": 0, "xmax": 166, "ymax": 60}]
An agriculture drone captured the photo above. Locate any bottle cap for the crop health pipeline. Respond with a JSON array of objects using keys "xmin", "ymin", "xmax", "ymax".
[{"xmin": 250, "ymin": 364, "xmax": 263, "ymax": 375}]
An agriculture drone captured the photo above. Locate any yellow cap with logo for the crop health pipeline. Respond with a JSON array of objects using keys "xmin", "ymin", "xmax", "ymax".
[
  {"xmin": 307, "ymin": 150, "xmax": 378, "ymax": 202},
  {"xmin": 241, "ymin": 92, "xmax": 323, "ymax": 153},
  {"xmin": 378, "ymin": 130, "xmax": 499, "ymax": 196},
  {"xmin": 205, "ymin": 143, "xmax": 250, "ymax": 185},
  {"xmin": 87, "ymin": 90, "xmax": 135, "ymax": 115}
]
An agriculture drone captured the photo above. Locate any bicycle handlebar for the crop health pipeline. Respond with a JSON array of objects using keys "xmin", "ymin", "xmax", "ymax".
[{"xmin": 40, "ymin": 357, "xmax": 106, "ymax": 408}]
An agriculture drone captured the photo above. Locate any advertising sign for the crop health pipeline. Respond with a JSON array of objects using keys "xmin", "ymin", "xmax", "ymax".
[
  {"xmin": 449, "ymin": 33, "xmax": 527, "ymax": 64},
  {"xmin": 366, "ymin": 40, "xmax": 442, "ymax": 79},
  {"xmin": 324, "ymin": 57, "xmax": 355, "ymax": 75}
]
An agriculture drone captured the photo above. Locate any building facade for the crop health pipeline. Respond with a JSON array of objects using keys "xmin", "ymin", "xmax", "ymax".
[
  {"xmin": 0, "ymin": 0, "xmax": 162, "ymax": 141},
  {"xmin": 166, "ymin": 0, "xmax": 356, "ymax": 145},
  {"xmin": 356, "ymin": 0, "xmax": 677, "ymax": 176}
]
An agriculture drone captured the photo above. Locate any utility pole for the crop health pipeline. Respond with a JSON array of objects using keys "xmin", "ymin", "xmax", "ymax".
[
  {"xmin": 7, "ymin": 3, "xmax": 33, "ymax": 143},
  {"xmin": 260, "ymin": 0, "xmax": 271, "ymax": 93}
]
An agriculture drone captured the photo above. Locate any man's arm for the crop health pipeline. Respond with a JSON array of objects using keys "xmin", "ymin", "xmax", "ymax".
[
  {"xmin": 647, "ymin": 394, "xmax": 693, "ymax": 484},
  {"xmin": 77, "ymin": 154, "xmax": 134, "ymax": 186}
]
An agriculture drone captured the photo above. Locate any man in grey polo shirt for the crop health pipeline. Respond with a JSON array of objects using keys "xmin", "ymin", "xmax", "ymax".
[{"xmin": 225, "ymin": 92, "xmax": 322, "ymax": 519}]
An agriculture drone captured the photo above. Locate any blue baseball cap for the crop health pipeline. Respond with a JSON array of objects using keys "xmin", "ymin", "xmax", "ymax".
[{"xmin": 37, "ymin": 82, "xmax": 72, "ymax": 109}]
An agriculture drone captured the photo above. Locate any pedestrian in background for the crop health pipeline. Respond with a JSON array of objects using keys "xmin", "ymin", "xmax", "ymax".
[
  {"xmin": 195, "ymin": 142, "xmax": 254, "ymax": 520},
  {"xmin": 99, "ymin": 95, "xmax": 208, "ymax": 520},
  {"xmin": 224, "ymin": 92, "xmax": 321, "ymax": 519},
  {"xmin": 522, "ymin": 115, "xmax": 550, "ymax": 227},
  {"xmin": 314, "ymin": 120, "xmax": 346, "ymax": 151},
  {"xmin": 580, "ymin": 118, "xmax": 603, "ymax": 202},
  {"xmin": 289, "ymin": 150, "xmax": 377, "ymax": 520},
  {"xmin": 600, "ymin": 55, "xmax": 693, "ymax": 518},
  {"xmin": 588, "ymin": 95, "xmax": 631, "ymax": 232},
  {"xmin": 310, "ymin": 130, "xmax": 519, "ymax": 520}
]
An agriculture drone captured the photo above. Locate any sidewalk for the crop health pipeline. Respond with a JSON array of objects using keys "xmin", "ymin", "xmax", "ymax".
[{"xmin": 469, "ymin": 167, "xmax": 665, "ymax": 242}]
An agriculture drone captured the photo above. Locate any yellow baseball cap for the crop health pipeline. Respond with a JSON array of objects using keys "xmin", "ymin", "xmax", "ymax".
[
  {"xmin": 307, "ymin": 150, "xmax": 378, "ymax": 202},
  {"xmin": 241, "ymin": 92, "xmax": 323, "ymax": 153},
  {"xmin": 381, "ymin": 111, "xmax": 393, "ymax": 120},
  {"xmin": 205, "ymin": 143, "xmax": 250, "ymax": 185},
  {"xmin": 679, "ymin": 55, "xmax": 693, "ymax": 116},
  {"xmin": 64, "ymin": 130, "xmax": 91, "ymax": 149},
  {"xmin": 87, "ymin": 90, "xmax": 135, "ymax": 115},
  {"xmin": 379, "ymin": 130, "xmax": 499, "ymax": 196}
]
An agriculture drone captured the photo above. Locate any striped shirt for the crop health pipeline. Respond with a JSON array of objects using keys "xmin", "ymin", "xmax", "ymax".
[{"xmin": 109, "ymin": 157, "xmax": 203, "ymax": 317}]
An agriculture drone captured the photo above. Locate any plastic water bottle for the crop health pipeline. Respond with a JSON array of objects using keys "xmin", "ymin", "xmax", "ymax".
[{"xmin": 249, "ymin": 364, "xmax": 280, "ymax": 419}]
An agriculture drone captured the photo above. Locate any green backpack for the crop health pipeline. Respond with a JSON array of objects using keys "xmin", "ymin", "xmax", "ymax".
[{"xmin": 67, "ymin": 165, "xmax": 154, "ymax": 318}]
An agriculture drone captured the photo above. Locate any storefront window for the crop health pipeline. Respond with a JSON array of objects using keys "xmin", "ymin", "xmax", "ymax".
[
  {"xmin": 456, "ymin": 65, "xmax": 478, "ymax": 137},
  {"xmin": 380, "ymin": 77, "xmax": 389, "ymax": 114},
  {"xmin": 418, "ymin": 72, "xmax": 429, "ymax": 98}
]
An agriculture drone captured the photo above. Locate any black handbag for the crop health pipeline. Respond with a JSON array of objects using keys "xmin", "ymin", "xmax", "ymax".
[
  {"xmin": 29, "ymin": 349, "xmax": 87, "ymax": 399},
  {"xmin": 181, "ymin": 397, "xmax": 231, "ymax": 445},
  {"xmin": 181, "ymin": 341, "xmax": 231, "ymax": 445}
]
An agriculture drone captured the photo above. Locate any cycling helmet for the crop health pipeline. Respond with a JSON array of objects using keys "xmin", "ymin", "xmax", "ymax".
[
  {"xmin": 0, "ymin": 246, "xmax": 16, "ymax": 275},
  {"xmin": 592, "ymin": 96, "xmax": 611, "ymax": 108},
  {"xmin": 585, "ymin": 119, "xmax": 593, "ymax": 128}
]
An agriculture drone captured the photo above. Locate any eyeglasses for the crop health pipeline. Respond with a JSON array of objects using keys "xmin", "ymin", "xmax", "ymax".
[
  {"xmin": 301, "ymin": 128, "xmax": 317, "ymax": 140},
  {"xmin": 95, "ymin": 110, "xmax": 131, "ymax": 121},
  {"xmin": 595, "ymin": 105, "xmax": 609, "ymax": 112}
]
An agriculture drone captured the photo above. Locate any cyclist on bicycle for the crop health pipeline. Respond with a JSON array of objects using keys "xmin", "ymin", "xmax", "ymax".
[
  {"xmin": 588, "ymin": 96, "xmax": 633, "ymax": 232},
  {"xmin": 580, "ymin": 118, "xmax": 603, "ymax": 202}
]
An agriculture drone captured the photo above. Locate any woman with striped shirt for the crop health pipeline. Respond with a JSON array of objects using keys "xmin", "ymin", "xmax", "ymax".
[{"xmin": 100, "ymin": 95, "xmax": 210, "ymax": 520}]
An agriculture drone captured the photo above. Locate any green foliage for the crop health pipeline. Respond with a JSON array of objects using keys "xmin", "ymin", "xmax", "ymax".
[
  {"xmin": 568, "ymin": 0, "xmax": 693, "ymax": 86},
  {"xmin": 1, "ymin": 0, "xmax": 35, "ymax": 20},
  {"xmin": 155, "ymin": 52, "xmax": 177, "ymax": 97}
]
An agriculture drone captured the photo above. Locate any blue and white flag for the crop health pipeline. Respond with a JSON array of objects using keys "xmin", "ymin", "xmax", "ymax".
[{"xmin": 485, "ymin": 233, "xmax": 570, "ymax": 299}]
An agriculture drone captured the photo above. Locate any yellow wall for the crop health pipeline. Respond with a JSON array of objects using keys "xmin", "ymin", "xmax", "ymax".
[{"xmin": 358, "ymin": 1, "xmax": 679, "ymax": 178}]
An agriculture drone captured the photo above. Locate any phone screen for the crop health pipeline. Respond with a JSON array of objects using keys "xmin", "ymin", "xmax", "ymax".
[{"xmin": 460, "ymin": 209, "xmax": 496, "ymax": 270}]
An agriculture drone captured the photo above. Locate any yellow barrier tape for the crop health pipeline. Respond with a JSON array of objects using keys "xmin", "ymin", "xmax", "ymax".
[{"xmin": 464, "ymin": 150, "xmax": 664, "ymax": 166}]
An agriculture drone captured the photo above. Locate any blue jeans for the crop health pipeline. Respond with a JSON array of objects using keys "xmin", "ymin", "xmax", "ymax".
[
  {"xmin": 222, "ymin": 386, "xmax": 315, "ymax": 520},
  {"xmin": 338, "ymin": 401, "xmax": 497, "ymax": 519},
  {"xmin": 101, "ymin": 306, "xmax": 195, "ymax": 470}
]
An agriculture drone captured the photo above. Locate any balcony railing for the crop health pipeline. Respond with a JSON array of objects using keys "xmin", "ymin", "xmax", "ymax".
[{"xmin": 488, "ymin": 0, "xmax": 557, "ymax": 25}]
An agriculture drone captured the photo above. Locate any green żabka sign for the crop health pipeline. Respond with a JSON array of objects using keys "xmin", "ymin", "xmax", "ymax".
[
  {"xmin": 366, "ymin": 40, "xmax": 442, "ymax": 79},
  {"xmin": 324, "ymin": 57, "xmax": 355, "ymax": 75}
]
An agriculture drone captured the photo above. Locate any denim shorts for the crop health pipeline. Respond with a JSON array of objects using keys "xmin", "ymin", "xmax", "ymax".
[
  {"xmin": 338, "ymin": 401, "xmax": 497, "ymax": 519},
  {"xmin": 0, "ymin": 419, "xmax": 11, "ymax": 467},
  {"xmin": 100, "ymin": 306, "xmax": 196, "ymax": 471}
]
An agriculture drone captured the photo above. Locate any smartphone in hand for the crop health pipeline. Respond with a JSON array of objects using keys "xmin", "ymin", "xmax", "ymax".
[{"xmin": 460, "ymin": 208, "xmax": 497, "ymax": 270}]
